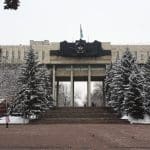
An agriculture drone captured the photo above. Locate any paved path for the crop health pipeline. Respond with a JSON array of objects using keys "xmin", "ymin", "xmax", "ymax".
[{"xmin": 0, "ymin": 124, "xmax": 150, "ymax": 150}]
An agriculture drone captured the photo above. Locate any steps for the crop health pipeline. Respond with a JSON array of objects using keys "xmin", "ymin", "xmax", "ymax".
[{"xmin": 30, "ymin": 107, "xmax": 129, "ymax": 124}]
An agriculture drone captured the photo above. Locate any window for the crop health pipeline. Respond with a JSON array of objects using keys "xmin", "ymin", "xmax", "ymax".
[
  {"xmin": 134, "ymin": 51, "xmax": 137, "ymax": 59},
  {"xmin": 36, "ymin": 51, "xmax": 39, "ymax": 59},
  {"xmin": 0, "ymin": 48, "xmax": 2, "ymax": 62},
  {"xmin": 12, "ymin": 51, "xmax": 14, "ymax": 62},
  {"xmin": 18, "ymin": 50, "xmax": 21, "ymax": 60},
  {"xmin": 24, "ymin": 50, "xmax": 27, "ymax": 59},
  {"xmin": 147, "ymin": 51, "xmax": 150, "ymax": 58},
  {"xmin": 42, "ymin": 51, "xmax": 45, "ymax": 60},
  {"xmin": 141, "ymin": 54, "xmax": 144, "ymax": 60},
  {"xmin": 6, "ymin": 50, "xmax": 9, "ymax": 59},
  {"xmin": 116, "ymin": 51, "xmax": 119, "ymax": 59}
]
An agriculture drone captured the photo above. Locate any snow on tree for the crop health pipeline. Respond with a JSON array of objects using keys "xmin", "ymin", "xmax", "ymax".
[
  {"xmin": 121, "ymin": 49, "xmax": 135, "ymax": 85},
  {"xmin": 9, "ymin": 49, "xmax": 49, "ymax": 118},
  {"xmin": 120, "ymin": 49, "xmax": 137, "ymax": 113},
  {"xmin": 109, "ymin": 59, "xmax": 124, "ymax": 116},
  {"xmin": 124, "ymin": 65, "xmax": 144, "ymax": 119},
  {"xmin": 142, "ymin": 57, "xmax": 150, "ymax": 115},
  {"xmin": 105, "ymin": 49, "xmax": 144, "ymax": 117},
  {"xmin": 39, "ymin": 65, "xmax": 53, "ymax": 107},
  {"xmin": 104, "ymin": 63, "xmax": 113, "ymax": 105}
]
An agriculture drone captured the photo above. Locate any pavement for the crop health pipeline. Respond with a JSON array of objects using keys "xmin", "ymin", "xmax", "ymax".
[{"xmin": 0, "ymin": 124, "xmax": 150, "ymax": 150}]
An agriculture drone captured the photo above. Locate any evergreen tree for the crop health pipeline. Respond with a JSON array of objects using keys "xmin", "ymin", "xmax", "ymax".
[
  {"xmin": 9, "ymin": 49, "xmax": 48, "ymax": 118},
  {"xmin": 121, "ymin": 49, "xmax": 135, "ymax": 85},
  {"xmin": 109, "ymin": 59, "xmax": 124, "ymax": 116},
  {"xmin": 124, "ymin": 65, "xmax": 144, "ymax": 119},
  {"xmin": 142, "ymin": 57, "xmax": 150, "ymax": 115},
  {"xmin": 120, "ymin": 49, "xmax": 136, "ymax": 113},
  {"xmin": 39, "ymin": 65, "xmax": 53, "ymax": 108},
  {"xmin": 105, "ymin": 64, "xmax": 113, "ymax": 105},
  {"xmin": 4, "ymin": 0, "xmax": 20, "ymax": 10},
  {"xmin": 105, "ymin": 49, "xmax": 140, "ymax": 117}
]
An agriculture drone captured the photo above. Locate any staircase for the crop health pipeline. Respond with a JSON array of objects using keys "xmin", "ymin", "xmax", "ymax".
[{"xmin": 30, "ymin": 107, "xmax": 129, "ymax": 124}]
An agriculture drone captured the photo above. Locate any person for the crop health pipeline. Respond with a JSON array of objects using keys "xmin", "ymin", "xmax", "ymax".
[
  {"xmin": 91, "ymin": 102, "xmax": 95, "ymax": 107},
  {"xmin": 5, "ymin": 115, "xmax": 10, "ymax": 128}
]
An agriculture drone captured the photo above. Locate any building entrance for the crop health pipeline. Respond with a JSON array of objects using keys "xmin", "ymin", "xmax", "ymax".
[
  {"xmin": 56, "ymin": 81, "xmax": 104, "ymax": 107},
  {"xmin": 48, "ymin": 39, "xmax": 111, "ymax": 107},
  {"xmin": 51, "ymin": 64, "xmax": 106, "ymax": 107}
]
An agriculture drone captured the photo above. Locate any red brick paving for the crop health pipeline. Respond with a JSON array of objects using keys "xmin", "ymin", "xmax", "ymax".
[{"xmin": 0, "ymin": 124, "xmax": 150, "ymax": 150}]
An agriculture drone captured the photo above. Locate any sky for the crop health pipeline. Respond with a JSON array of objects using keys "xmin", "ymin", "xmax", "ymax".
[{"xmin": 0, "ymin": 0, "xmax": 150, "ymax": 45}]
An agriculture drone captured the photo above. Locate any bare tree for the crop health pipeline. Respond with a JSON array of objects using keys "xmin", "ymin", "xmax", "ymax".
[
  {"xmin": 0, "ymin": 63, "xmax": 20, "ymax": 103},
  {"xmin": 91, "ymin": 82, "xmax": 103, "ymax": 106},
  {"xmin": 58, "ymin": 83, "xmax": 71, "ymax": 107},
  {"xmin": 58, "ymin": 83, "xmax": 79, "ymax": 107}
]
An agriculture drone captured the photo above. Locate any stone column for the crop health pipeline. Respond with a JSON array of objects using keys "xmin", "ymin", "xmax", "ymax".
[
  {"xmin": 70, "ymin": 65, "xmax": 74, "ymax": 107},
  {"xmin": 102, "ymin": 80, "xmax": 105, "ymax": 106},
  {"xmin": 56, "ymin": 81, "xmax": 59, "ymax": 107},
  {"xmin": 52, "ymin": 65, "xmax": 56, "ymax": 104},
  {"xmin": 87, "ymin": 65, "xmax": 91, "ymax": 107}
]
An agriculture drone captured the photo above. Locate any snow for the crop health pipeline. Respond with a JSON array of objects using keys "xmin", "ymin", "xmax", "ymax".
[
  {"xmin": 0, "ymin": 99, "xmax": 4, "ymax": 103},
  {"xmin": 29, "ymin": 114, "xmax": 37, "ymax": 120},
  {"xmin": 122, "ymin": 114, "xmax": 150, "ymax": 124},
  {"xmin": 0, "ymin": 116, "xmax": 29, "ymax": 124}
]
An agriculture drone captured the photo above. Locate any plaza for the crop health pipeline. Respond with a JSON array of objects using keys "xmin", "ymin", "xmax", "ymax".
[{"xmin": 0, "ymin": 124, "xmax": 150, "ymax": 150}]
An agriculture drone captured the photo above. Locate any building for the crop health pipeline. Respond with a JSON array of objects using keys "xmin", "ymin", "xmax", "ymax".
[
  {"xmin": 0, "ymin": 40, "xmax": 149, "ymax": 107},
  {"xmin": 0, "ymin": 40, "xmax": 149, "ymax": 64}
]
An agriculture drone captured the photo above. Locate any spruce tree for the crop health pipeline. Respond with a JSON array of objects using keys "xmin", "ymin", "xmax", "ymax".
[
  {"xmin": 109, "ymin": 59, "xmax": 124, "ymax": 116},
  {"xmin": 39, "ymin": 65, "xmax": 53, "ymax": 108},
  {"xmin": 105, "ymin": 64, "xmax": 113, "ymax": 105},
  {"xmin": 142, "ymin": 57, "xmax": 150, "ymax": 115},
  {"xmin": 9, "ymin": 49, "xmax": 48, "ymax": 118},
  {"xmin": 120, "ymin": 49, "xmax": 136, "ymax": 113},
  {"xmin": 105, "ymin": 49, "xmax": 139, "ymax": 117},
  {"xmin": 121, "ymin": 49, "xmax": 135, "ymax": 85},
  {"xmin": 124, "ymin": 65, "xmax": 144, "ymax": 119}
]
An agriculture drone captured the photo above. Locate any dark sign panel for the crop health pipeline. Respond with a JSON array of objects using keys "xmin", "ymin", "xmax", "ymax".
[{"xmin": 51, "ymin": 40, "xmax": 111, "ymax": 57}]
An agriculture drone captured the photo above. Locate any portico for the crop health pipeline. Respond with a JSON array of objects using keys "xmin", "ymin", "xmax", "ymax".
[{"xmin": 51, "ymin": 64, "xmax": 107, "ymax": 107}]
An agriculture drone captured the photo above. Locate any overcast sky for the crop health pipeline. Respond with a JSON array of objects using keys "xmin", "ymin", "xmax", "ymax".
[{"xmin": 0, "ymin": 0, "xmax": 150, "ymax": 45}]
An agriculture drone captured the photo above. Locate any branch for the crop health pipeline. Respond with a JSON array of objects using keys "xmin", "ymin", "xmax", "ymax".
[{"xmin": 4, "ymin": 0, "xmax": 20, "ymax": 10}]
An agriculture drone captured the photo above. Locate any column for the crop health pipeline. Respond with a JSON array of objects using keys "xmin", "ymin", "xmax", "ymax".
[
  {"xmin": 87, "ymin": 65, "xmax": 91, "ymax": 107},
  {"xmin": 102, "ymin": 80, "xmax": 105, "ymax": 106},
  {"xmin": 52, "ymin": 65, "xmax": 56, "ymax": 104},
  {"xmin": 56, "ymin": 81, "xmax": 59, "ymax": 107},
  {"xmin": 70, "ymin": 65, "xmax": 74, "ymax": 107}
]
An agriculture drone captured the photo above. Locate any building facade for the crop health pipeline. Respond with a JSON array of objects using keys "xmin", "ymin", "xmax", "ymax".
[
  {"xmin": 0, "ymin": 40, "xmax": 149, "ymax": 64},
  {"xmin": 0, "ymin": 40, "xmax": 150, "ymax": 107}
]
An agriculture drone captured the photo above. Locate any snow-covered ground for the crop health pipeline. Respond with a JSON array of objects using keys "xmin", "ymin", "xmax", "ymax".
[
  {"xmin": 122, "ymin": 114, "xmax": 150, "ymax": 124},
  {"xmin": 0, "ymin": 116, "xmax": 29, "ymax": 124}
]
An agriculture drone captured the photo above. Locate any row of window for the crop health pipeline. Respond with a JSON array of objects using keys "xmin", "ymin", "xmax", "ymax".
[
  {"xmin": 116, "ymin": 51, "xmax": 150, "ymax": 60},
  {"xmin": 0, "ymin": 50, "xmax": 46, "ymax": 62}
]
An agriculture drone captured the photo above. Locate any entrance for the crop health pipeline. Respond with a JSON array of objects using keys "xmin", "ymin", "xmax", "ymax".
[
  {"xmin": 49, "ymin": 39, "xmax": 111, "ymax": 107},
  {"xmin": 52, "ymin": 64, "xmax": 105, "ymax": 107}
]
